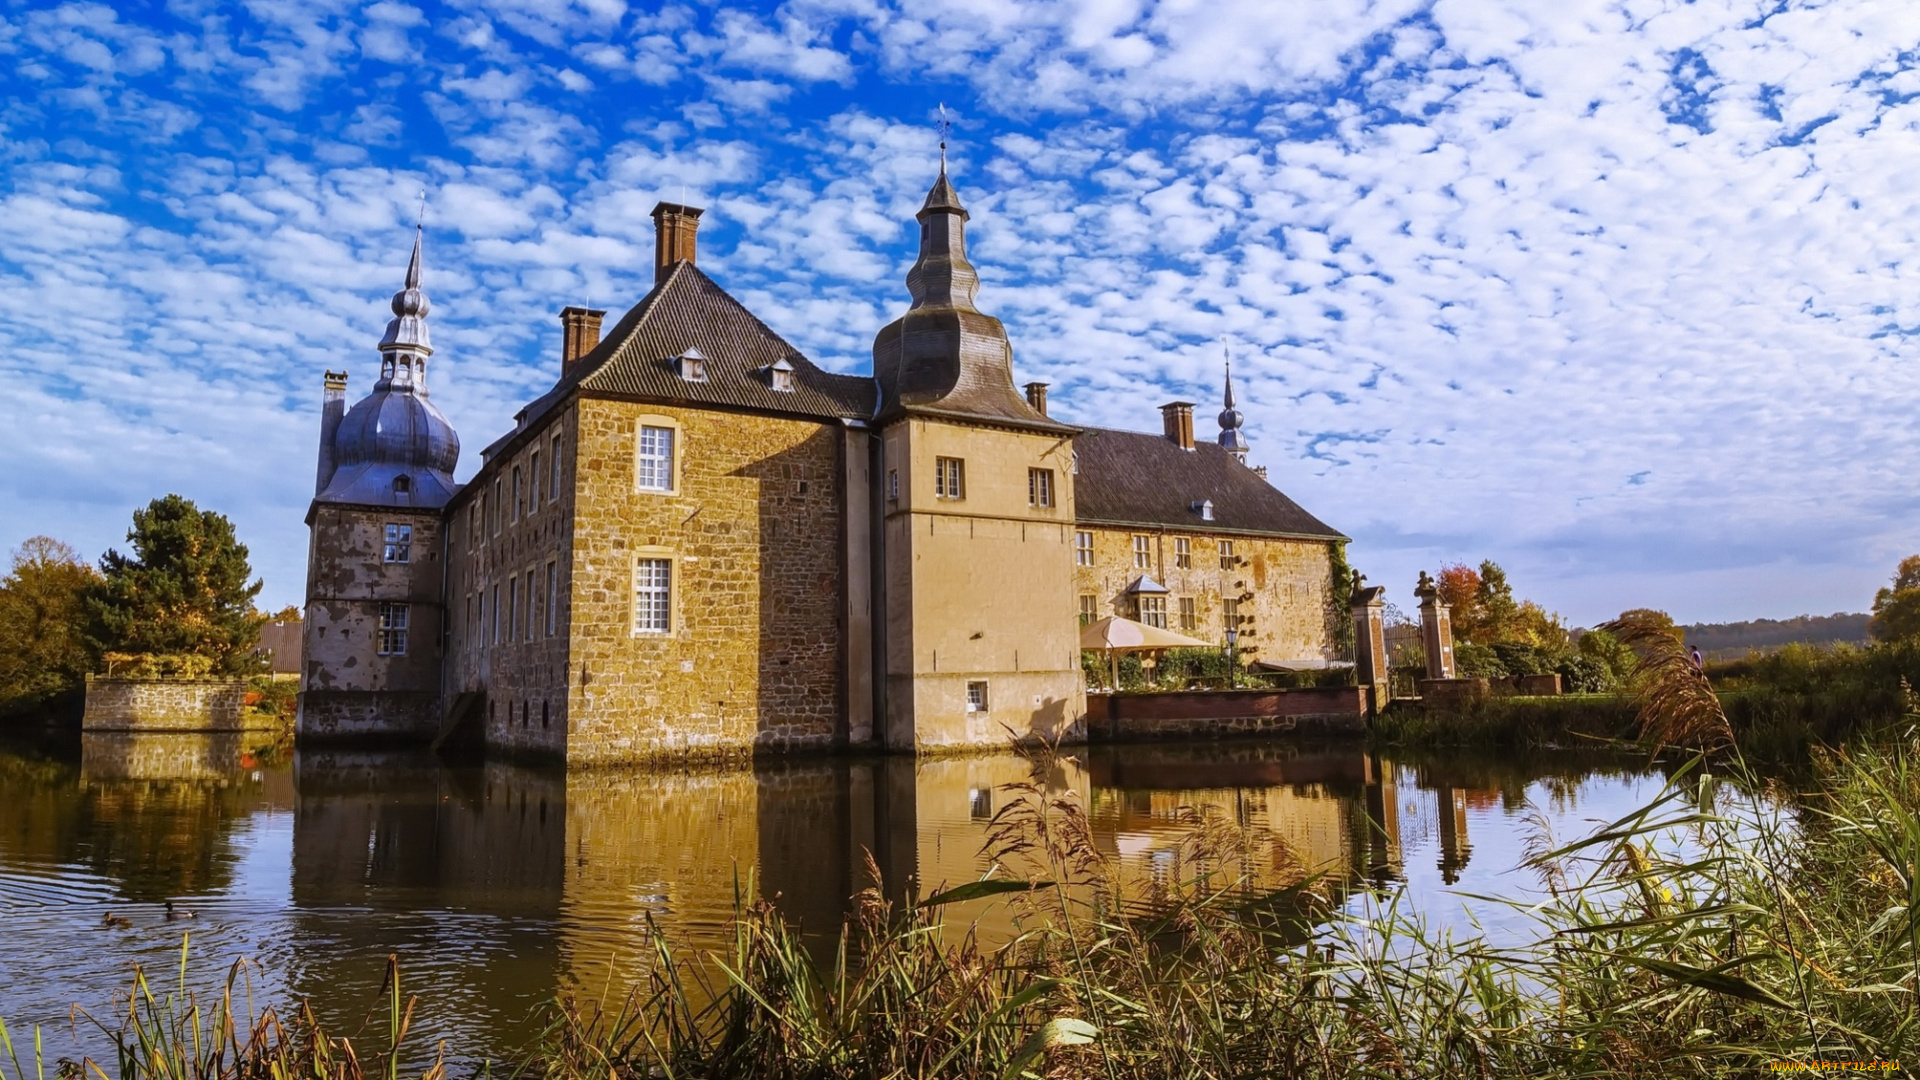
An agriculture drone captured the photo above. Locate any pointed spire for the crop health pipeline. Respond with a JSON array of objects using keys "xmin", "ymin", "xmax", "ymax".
[
  {"xmin": 1218, "ymin": 350, "xmax": 1249, "ymax": 461},
  {"xmin": 377, "ymin": 226, "xmax": 433, "ymax": 393}
]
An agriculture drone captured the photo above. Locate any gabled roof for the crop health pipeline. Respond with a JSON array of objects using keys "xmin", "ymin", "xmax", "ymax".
[{"xmin": 1073, "ymin": 427, "xmax": 1345, "ymax": 541}]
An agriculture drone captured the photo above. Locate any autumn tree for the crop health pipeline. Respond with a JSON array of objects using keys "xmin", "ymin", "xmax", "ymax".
[
  {"xmin": 1870, "ymin": 556, "xmax": 1920, "ymax": 644},
  {"xmin": 1436, "ymin": 563, "xmax": 1482, "ymax": 638},
  {"xmin": 0, "ymin": 537, "xmax": 100, "ymax": 713},
  {"xmin": 88, "ymin": 495, "xmax": 267, "ymax": 675}
]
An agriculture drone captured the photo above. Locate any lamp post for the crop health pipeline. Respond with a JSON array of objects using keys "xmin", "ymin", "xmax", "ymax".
[{"xmin": 1225, "ymin": 628, "xmax": 1239, "ymax": 690}]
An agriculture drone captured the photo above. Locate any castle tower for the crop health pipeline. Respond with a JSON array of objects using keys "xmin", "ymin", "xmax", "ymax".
[
  {"xmin": 873, "ymin": 160, "xmax": 1085, "ymax": 750},
  {"xmin": 299, "ymin": 228, "xmax": 462, "ymax": 743},
  {"xmin": 1218, "ymin": 357, "xmax": 1249, "ymax": 463}
]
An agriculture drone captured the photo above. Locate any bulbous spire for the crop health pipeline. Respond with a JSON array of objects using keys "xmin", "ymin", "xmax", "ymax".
[
  {"xmin": 1218, "ymin": 355, "xmax": 1249, "ymax": 461},
  {"xmin": 377, "ymin": 226, "xmax": 433, "ymax": 389}
]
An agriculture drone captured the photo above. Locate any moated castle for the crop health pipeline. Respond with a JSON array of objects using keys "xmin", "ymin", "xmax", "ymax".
[{"xmin": 299, "ymin": 167, "xmax": 1348, "ymax": 763}]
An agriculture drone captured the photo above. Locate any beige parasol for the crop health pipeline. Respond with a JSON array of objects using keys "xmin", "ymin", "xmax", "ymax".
[{"xmin": 1079, "ymin": 615, "xmax": 1213, "ymax": 690}]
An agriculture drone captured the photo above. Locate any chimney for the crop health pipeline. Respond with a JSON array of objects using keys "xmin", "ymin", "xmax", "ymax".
[
  {"xmin": 1160, "ymin": 401, "xmax": 1196, "ymax": 450},
  {"xmin": 650, "ymin": 202, "xmax": 704, "ymax": 283},
  {"xmin": 315, "ymin": 370, "xmax": 348, "ymax": 495},
  {"xmin": 1253, "ymin": 465, "xmax": 1269, "ymax": 482},
  {"xmin": 1023, "ymin": 381, "xmax": 1049, "ymax": 417},
  {"xmin": 560, "ymin": 306, "xmax": 606, "ymax": 374}
]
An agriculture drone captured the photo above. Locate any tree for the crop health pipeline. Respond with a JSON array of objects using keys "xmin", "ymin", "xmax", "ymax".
[
  {"xmin": 1473, "ymin": 560, "xmax": 1519, "ymax": 643},
  {"xmin": 88, "ymin": 495, "xmax": 267, "ymax": 675},
  {"xmin": 0, "ymin": 537, "xmax": 99, "ymax": 713},
  {"xmin": 1436, "ymin": 563, "xmax": 1482, "ymax": 640},
  {"xmin": 1870, "ymin": 556, "xmax": 1920, "ymax": 644}
]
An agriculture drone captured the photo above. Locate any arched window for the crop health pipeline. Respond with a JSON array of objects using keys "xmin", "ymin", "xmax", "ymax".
[{"xmin": 393, "ymin": 475, "xmax": 412, "ymax": 496}]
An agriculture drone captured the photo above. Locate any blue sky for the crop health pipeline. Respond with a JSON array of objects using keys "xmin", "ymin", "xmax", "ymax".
[{"xmin": 4, "ymin": 0, "xmax": 1920, "ymax": 624}]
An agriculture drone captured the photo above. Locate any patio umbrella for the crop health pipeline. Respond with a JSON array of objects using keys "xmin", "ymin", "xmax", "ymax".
[{"xmin": 1080, "ymin": 616, "xmax": 1212, "ymax": 689}]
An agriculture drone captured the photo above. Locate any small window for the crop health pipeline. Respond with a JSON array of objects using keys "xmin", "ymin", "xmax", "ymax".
[
  {"xmin": 530, "ymin": 450, "xmax": 542, "ymax": 508},
  {"xmin": 966, "ymin": 680, "xmax": 988, "ymax": 713},
  {"xmin": 1219, "ymin": 540, "xmax": 1235, "ymax": 570},
  {"xmin": 1075, "ymin": 530, "xmax": 1093, "ymax": 566},
  {"xmin": 1139, "ymin": 595, "xmax": 1167, "ymax": 629},
  {"xmin": 508, "ymin": 577, "xmax": 519, "ymax": 643},
  {"xmin": 1193, "ymin": 499, "xmax": 1215, "ymax": 522},
  {"xmin": 634, "ymin": 557, "xmax": 672, "ymax": 634},
  {"xmin": 546, "ymin": 561, "xmax": 558, "ymax": 637},
  {"xmin": 491, "ymin": 583, "xmax": 501, "ymax": 644},
  {"xmin": 1174, "ymin": 537, "xmax": 1191, "ymax": 569},
  {"xmin": 512, "ymin": 466, "xmax": 523, "ymax": 521},
  {"xmin": 768, "ymin": 357, "xmax": 795, "ymax": 392},
  {"xmin": 935, "ymin": 457, "xmax": 965, "ymax": 499},
  {"xmin": 1179, "ymin": 596, "xmax": 1196, "ymax": 631},
  {"xmin": 466, "ymin": 592, "xmax": 475, "ymax": 646},
  {"xmin": 377, "ymin": 603, "xmax": 409, "ymax": 656},
  {"xmin": 888, "ymin": 469, "xmax": 899, "ymax": 501},
  {"xmin": 675, "ymin": 347, "xmax": 707, "ymax": 381},
  {"xmin": 392, "ymin": 475, "xmax": 412, "ymax": 496},
  {"xmin": 550, "ymin": 434, "xmax": 562, "ymax": 502},
  {"xmin": 1028, "ymin": 468, "xmax": 1054, "ymax": 508},
  {"xmin": 383, "ymin": 523, "xmax": 411, "ymax": 563},
  {"xmin": 1079, "ymin": 594, "xmax": 1098, "ymax": 625},
  {"xmin": 1223, "ymin": 597, "xmax": 1240, "ymax": 630},
  {"xmin": 492, "ymin": 479, "xmax": 503, "ymax": 535},
  {"xmin": 1133, "ymin": 535, "xmax": 1153, "ymax": 570},
  {"xmin": 637, "ymin": 425, "xmax": 675, "ymax": 492},
  {"xmin": 968, "ymin": 787, "xmax": 992, "ymax": 820}
]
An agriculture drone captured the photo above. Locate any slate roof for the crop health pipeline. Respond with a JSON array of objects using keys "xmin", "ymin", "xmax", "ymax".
[{"xmin": 1073, "ymin": 427, "xmax": 1345, "ymax": 540}]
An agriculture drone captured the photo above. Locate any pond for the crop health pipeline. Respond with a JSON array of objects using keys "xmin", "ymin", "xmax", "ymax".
[{"xmin": 0, "ymin": 729, "xmax": 1680, "ymax": 1067}]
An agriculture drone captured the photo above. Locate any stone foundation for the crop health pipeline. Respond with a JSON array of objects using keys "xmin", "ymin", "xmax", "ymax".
[
  {"xmin": 1086, "ymin": 686, "xmax": 1366, "ymax": 741},
  {"xmin": 296, "ymin": 690, "xmax": 441, "ymax": 742},
  {"xmin": 82, "ymin": 676, "xmax": 252, "ymax": 732},
  {"xmin": 1417, "ymin": 677, "xmax": 1490, "ymax": 711}
]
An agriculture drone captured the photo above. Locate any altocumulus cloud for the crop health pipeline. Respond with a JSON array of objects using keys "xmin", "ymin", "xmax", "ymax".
[{"xmin": 1, "ymin": 0, "xmax": 1917, "ymax": 624}]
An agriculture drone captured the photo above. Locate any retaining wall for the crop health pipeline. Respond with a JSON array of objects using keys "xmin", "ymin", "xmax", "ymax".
[
  {"xmin": 1086, "ymin": 686, "xmax": 1366, "ymax": 741},
  {"xmin": 82, "ymin": 676, "xmax": 254, "ymax": 732}
]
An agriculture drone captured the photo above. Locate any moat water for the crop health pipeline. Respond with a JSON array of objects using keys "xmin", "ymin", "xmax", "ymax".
[{"xmin": 0, "ymin": 728, "xmax": 1681, "ymax": 1066}]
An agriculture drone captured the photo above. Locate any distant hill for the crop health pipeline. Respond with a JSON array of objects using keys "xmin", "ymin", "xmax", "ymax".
[{"xmin": 1681, "ymin": 613, "xmax": 1872, "ymax": 659}]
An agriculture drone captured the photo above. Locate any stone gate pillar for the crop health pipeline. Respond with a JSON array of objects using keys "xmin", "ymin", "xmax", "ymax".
[
  {"xmin": 1415, "ymin": 571, "xmax": 1456, "ymax": 680},
  {"xmin": 1349, "ymin": 573, "xmax": 1389, "ymax": 715}
]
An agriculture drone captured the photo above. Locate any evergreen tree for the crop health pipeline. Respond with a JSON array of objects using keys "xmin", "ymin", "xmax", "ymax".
[
  {"xmin": 89, "ymin": 495, "xmax": 267, "ymax": 674},
  {"xmin": 0, "ymin": 536, "xmax": 99, "ymax": 713},
  {"xmin": 1473, "ymin": 560, "xmax": 1520, "ymax": 642}
]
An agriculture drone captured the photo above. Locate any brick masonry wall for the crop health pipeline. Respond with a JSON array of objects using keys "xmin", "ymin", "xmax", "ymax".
[
  {"xmin": 1072, "ymin": 527, "xmax": 1339, "ymax": 666},
  {"xmin": 1085, "ymin": 686, "xmax": 1365, "ymax": 739},
  {"xmin": 83, "ymin": 677, "xmax": 251, "ymax": 731}
]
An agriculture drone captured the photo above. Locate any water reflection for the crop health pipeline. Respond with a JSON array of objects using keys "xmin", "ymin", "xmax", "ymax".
[{"xmin": 0, "ymin": 731, "xmax": 1674, "ymax": 1066}]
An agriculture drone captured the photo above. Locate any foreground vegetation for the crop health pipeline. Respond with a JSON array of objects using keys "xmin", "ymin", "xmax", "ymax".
[{"xmin": 9, "ymin": 616, "xmax": 1920, "ymax": 1078}]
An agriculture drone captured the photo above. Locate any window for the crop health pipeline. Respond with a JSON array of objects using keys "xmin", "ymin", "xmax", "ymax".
[
  {"xmin": 1133, "ymin": 535, "xmax": 1153, "ymax": 570},
  {"xmin": 530, "ymin": 450, "xmax": 541, "ymax": 508},
  {"xmin": 1075, "ymin": 530, "xmax": 1093, "ymax": 566},
  {"xmin": 545, "ymin": 561, "xmax": 558, "ymax": 637},
  {"xmin": 508, "ymin": 577, "xmax": 519, "ymax": 643},
  {"xmin": 1079, "ymin": 594, "xmax": 1098, "ymax": 624},
  {"xmin": 550, "ymin": 434, "xmax": 562, "ymax": 502},
  {"xmin": 887, "ymin": 469, "xmax": 899, "ymax": 501},
  {"xmin": 476, "ymin": 588, "xmax": 485, "ymax": 646},
  {"xmin": 492, "ymin": 479, "xmax": 502, "ymax": 535},
  {"xmin": 1174, "ymin": 537, "xmax": 1191, "ymax": 569},
  {"xmin": 377, "ymin": 603, "xmax": 409, "ymax": 656},
  {"xmin": 1139, "ymin": 595, "xmax": 1167, "ymax": 629},
  {"xmin": 383, "ymin": 523, "xmax": 411, "ymax": 563},
  {"xmin": 637, "ymin": 425, "xmax": 675, "ymax": 492},
  {"xmin": 768, "ymin": 357, "xmax": 795, "ymax": 392},
  {"xmin": 491, "ymin": 583, "xmax": 501, "ymax": 644},
  {"xmin": 1219, "ymin": 540, "xmax": 1235, "ymax": 569},
  {"xmin": 966, "ymin": 680, "xmax": 989, "ymax": 713},
  {"xmin": 935, "ymin": 457, "xmax": 965, "ymax": 499},
  {"xmin": 634, "ymin": 557, "xmax": 672, "ymax": 634},
  {"xmin": 1223, "ymin": 597, "xmax": 1240, "ymax": 631},
  {"xmin": 392, "ymin": 475, "xmax": 411, "ymax": 496},
  {"xmin": 675, "ymin": 347, "xmax": 707, "ymax": 381},
  {"xmin": 512, "ymin": 466, "xmax": 523, "ymax": 521},
  {"xmin": 1179, "ymin": 596, "xmax": 1197, "ymax": 631},
  {"xmin": 969, "ymin": 787, "xmax": 992, "ymax": 820},
  {"xmin": 1028, "ymin": 468, "xmax": 1054, "ymax": 508}
]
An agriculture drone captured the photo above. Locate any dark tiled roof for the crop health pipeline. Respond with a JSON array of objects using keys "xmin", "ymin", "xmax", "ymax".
[{"xmin": 1073, "ymin": 427, "xmax": 1345, "ymax": 540}]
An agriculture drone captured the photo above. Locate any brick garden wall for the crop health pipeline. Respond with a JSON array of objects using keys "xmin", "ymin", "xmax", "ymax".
[
  {"xmin": 83, "ymin": 677, "xmax": 251, "ymax": 732},
  {"xmin": 1085, "ymin": 686, "xmax": 1366, "ymax": 740}
]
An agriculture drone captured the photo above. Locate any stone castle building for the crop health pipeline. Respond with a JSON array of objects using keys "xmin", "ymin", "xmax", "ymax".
[{"xmin": 300, "ymin": 168, "xmax": 1347, "ymax": 763}]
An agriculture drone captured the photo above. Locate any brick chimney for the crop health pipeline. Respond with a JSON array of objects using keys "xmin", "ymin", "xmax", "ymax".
[
  {"xmin": 1023, "ymin": 381, "xmax": 1049, "ymax": 417},
  {"xmin": 315, "ymin": 370, "xmax": 348, "ymax": 495},
  {"xmin": 560, "ymin": 306, "xmax": 606, "ymax": 375},
  {"xmin": 650, "ymin": 202, "xmax": 704, "ymax": 283},
  {"xmin": 1160, "ymin": 401, "xmax": 1196, "ymax": 450}
]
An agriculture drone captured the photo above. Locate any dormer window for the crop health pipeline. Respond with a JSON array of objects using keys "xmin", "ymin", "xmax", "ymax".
[
  {"xmin": 1191, "ymin": 498, "xmax": 1214, "ymax": 521},
  {"xmin": 766, "ymin": 357, "xmax": 795, "ymax": 393},
  {"xmin": 393, "ymin": 475, "xmax": 412, "ymax": 496},
  {"xmin": 674, "ymin": 347, "xmax": 708, "ymax": 382}
]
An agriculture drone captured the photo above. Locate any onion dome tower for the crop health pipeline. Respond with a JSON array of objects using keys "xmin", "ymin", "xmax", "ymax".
[
  {"xmin": 313, "ymin": 228, "xmax": 460, "ymax": 508},
  {"xmin": 1218, "ymin": 356, "xmax": 1250, "ymax": 463}
]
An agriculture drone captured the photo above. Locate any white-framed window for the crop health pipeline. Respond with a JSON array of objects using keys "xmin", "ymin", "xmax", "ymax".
[
  {"xmin": 1139, "ymin": 595, "xmax": 1167, "ymax": 629},
  {"xmin": 377, "ymin": 603, "xmax": 409, "ymax": 656},
  {"xmin": 676, "ymin": 347, "xmax": 707, "ymax": 381},
  {"xmin": 1174, "ymin": 536, "xmax": 1191, "ymax": 569},
  {"xmin": 545, "ymin": 561, "xmax": 558, "ymax": 637},
  {"xmin": 383, "ymin": 523, "xmax": 411, "ymax": 563},
  {"xmin": 1223, "ymin": 597, "xmax": 1240, "ymax": 631},
  {"xmin": 637, "ymin": 424, "xmax": 675, "ymax": 492},
  {"xmin": 1219, "ymin": 539, "xmax": 1235, "ymax": 569},
  {"xmin": 1028, "ymin": 468, "xmax": 1054, "ymax": 508},
  {"xmin": 1179, "ymin": 596, "xmax": 1197, "ymax": 631},
  {"xmin": 508, "ymin": 577, "xmax": 519, "ymax": 643},
  {"xmin": 530, "ymin": 449, "xmax": 541, "ymax": 508},
  {"xmin": 888, "ymin": 469, "xmax": 899, "ymax": 501},
  {"xmin": 491, "ymin": 583, "xmax": 501, "ymax": 644},
  {"xmin": 512, "ymin": 466, "xmax": 523, "ymax": 521},
  {"xmin": 634, "ymin": 557, "xmax": 672, "ymax": 634},
  {"xmin": 1133, "ymin": 535, "xmax": 1153, "ymax": 570},
  {"xmin": 768, "ymin": 357, "xmax": 795, "ymax": 392},
  {"xmin": 966, "ymin": 680, "xmax": 989, "ymax": 713},
  {"xmin": 1079, "ymin": 594, "xmax": 1098, "ymax": 624},
  {"xmin": 1075, "ymin": 530, "xmax": 1093, "ymax": 566},
  {"xmin": 550, "ymin": 434, "xmax": 562, "ymax": 503},
  {"xmin": 492, "ymin": 479, "xmax": 502, "ymax": 534},
  {"xmin": 935, "ymin": 457, "xmax": 965, "ymax": 499}
]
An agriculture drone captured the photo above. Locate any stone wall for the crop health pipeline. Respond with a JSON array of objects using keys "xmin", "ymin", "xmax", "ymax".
[
  {"xmin": 1072, "ymin": 527, "xmax": 1338, "ymax": 667},
  {"xmin": 1085, "ymin": 686, "xmax": 1366, "ymax": 740},
  {"xmin": 83, "ymin": 677, "xmax": 252, "ymax": 731}
]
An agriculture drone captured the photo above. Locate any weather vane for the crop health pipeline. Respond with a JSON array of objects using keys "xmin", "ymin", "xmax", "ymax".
[
  {"xmin": 416, "ymin": 189, "xmax": 427, "ymax": 229},
  {"xmin": 937, "ymin": 102, "xmax": 951, "ymax": 168}
]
